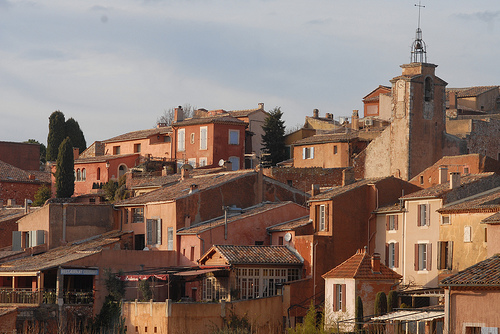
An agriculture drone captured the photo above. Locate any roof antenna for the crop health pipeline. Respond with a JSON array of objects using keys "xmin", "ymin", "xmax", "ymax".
[{"xmin": 411, "ymin": 1, "xmax": 427, "ymax": 63}]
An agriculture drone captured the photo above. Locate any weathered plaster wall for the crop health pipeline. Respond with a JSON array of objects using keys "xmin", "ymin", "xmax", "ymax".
[{"xmin": 449, "ymin": 290, "xmax": 500, "ymax": 333}]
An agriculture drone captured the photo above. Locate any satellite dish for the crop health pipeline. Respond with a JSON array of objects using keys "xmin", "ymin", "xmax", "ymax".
[
  {"xmin": 218, "ymin": 159, "xmax": 225, "ymax": 167},
  {"xmin": 284, "ymin": 232, "xmax": 292, "ymax": 242}
]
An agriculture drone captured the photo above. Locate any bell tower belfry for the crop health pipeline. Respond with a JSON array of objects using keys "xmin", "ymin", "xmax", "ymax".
[
  {"xmin": 364, "ymin": 2, "xmax": 447, "ymax": 181},
  {"xmin": 388, "ymin": 2, "xmax": 447, "ymax": 180}
]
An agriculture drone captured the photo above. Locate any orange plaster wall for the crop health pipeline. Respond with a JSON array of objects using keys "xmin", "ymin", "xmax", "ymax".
[
  {"xmin": 449, "ymin": 289, "xmax": 500, "ymax": 332},
  {"xmin": 104, "ymin": 136, "xmax": 173, "ymax": 159},
  {"xmin": 293, "ymin": 142, "xmax": 350, "ymax": 168}
]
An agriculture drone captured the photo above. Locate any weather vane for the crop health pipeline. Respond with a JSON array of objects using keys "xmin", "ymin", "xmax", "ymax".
[{"xmin": 411, "ymin": 1, "xmax": 427, "ymax": 63}]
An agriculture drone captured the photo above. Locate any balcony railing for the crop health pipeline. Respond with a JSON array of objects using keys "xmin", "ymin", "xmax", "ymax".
[{"xmin": 0, "ymin": 288, "xmax": 93, "ymax": 305}]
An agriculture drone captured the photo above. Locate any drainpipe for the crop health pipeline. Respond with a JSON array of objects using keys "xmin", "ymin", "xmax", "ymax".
[
  {"xmin": 312, "ymin": 240, "xmax": 318, "ymax": 305},
  {"xmin": 196, "ymin": 232, "xmax": 205, "ymax": 256},
  {"xmin": 367, "ymin": 184, "xmax": 379, "ymax": 253},
  {"xmin": 62, "ymin": 204, "xmax": 68, "ymax": 244}
]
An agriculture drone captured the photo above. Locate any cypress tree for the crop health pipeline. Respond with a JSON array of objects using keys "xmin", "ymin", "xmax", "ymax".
[
  {"xmin": 55, "ymin": 137, "xmax": 75, "ymax": 198},
  {"xmin": 65, "ymin": 117, "xmax": 87, "ymax": 153},
  {"xmin": 387, "ymin": 290, "xmax": 398, "ymax": 312},
  {"xmin": 261, "ymin": 107, "xmax": 286, "ymax": 166},
  {"xmin": 355, "ymin": 295, "xmax": 364, "ymax": 332},
  {"xmin": 374, "ymin": 291, "xmax": 388, "ymax": 316},
  {"xmin": 46, "ymin": 111, "xmax": 66, "ymax": 161}
]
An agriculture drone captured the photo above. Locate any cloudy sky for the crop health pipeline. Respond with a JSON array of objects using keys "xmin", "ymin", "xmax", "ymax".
[{"xmin": 1, "ymin": 0, "xmax": 499, "ymax": 146}]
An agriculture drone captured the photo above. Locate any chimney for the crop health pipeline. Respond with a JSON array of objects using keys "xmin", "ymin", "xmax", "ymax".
[
  {"xmin": 174, "ymin": 106, "xmax": 184, "ymax": 123},
  {"xmin": 73, "ymin": 148, "xmax": 79, "ymax": 160},
  {"xmin": 189, "ymin": 184, "xmax": 199, "ymax": 194},
  {"xmin": 180, "ymin": 165, "xmax": 192, "ymax": 180},
  {"xmin": 7, "ymin": 199, "xmax": 15, "ymax": 207},
  {"xmin": 28, "ymin": 174, "xmax": 36, "ymax": 180},
  {"xmin": 342, "ymin": 168, "xmax": 355, "ymax": 186},
  {"xmin": 24, "ymin": 199, "xmax": 30, "ymax": 214},
  {"xmin": 450, "ymin": 172, "xmax": 461, "ymax": 189},
  {"xmin": 258, "ymin": 103, "xmax": 264, "ymax": 110},
  {"xmin": 313, "ymin": 109, "xmax": 319, "ymax": 118},
  {"xmin": 439, "ymin": 166, "xmax": 448, "ymax": 184},
  {"xmin": 162, "ymin": 166, "xmax": 168, "ymax": 176},
  {"xmin": 448, "ymin": 91, "xmax": 457, "ymax": 109},
  {"xmin": 157, "ymin": 122, "xmax": 168, "ymax": 128},
  {"xmin": 223, "ymin": 160, "xmax": 233, "ymax": 171},
  {"xmin": 351, "ymin": 110, "xmax": 359, "ymax": 130},
  {"xmin": 371, "ymin": 253, "xmax": 381, "ymax": 273},
  {"xmin": 311, "ymin": 184, "xmax": 320, "ymax": 196}
]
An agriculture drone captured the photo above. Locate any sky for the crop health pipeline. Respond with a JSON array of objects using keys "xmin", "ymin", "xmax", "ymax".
[{"xmin": 1, "ymin": 0, "xmax": 499, "ymax": 146}]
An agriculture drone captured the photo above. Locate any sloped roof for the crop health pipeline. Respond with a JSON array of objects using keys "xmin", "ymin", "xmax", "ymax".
[
  {"xmin": 375, "ymin": 202, "xmax": 404, "ymax": 213},
  {"xmin": 308, "ymin": 177, "xmax": 387, "ymax": 201},
  {"xmin": 74, "ymin": 153, "xmax": 139, "ymax": 164},
  {"xmin": 115, "ymin": 170, "xmax": 256, "ymax": 206},
  {"xmin": 402, "ymin": 173, "xmax": 499, "ymax": 200},
  {"xmin": 103, "ymin": 127, "xmax": 172, "ymax": 143},
  {"xmin": 0, "ymin": 160, "xmax": 50, "ymax": 184},
  {"xmin": 177, "ymin": 202, "xmax": 297, "ymax": 235},
  {"xmin": 293, "ymin": 129, "xmax": 384, "ymax": 146},
  {"xmin": 362, "ymin": 85, "xmax": 391, "ymax": 100},
  {"xmin": 322, "ymin": 249, "xmax": 401, "ymax": 280},
  {"xmin": 0, "ymin": 231, "xmax": 130, "ymax": 272},
  {"xmin": 203, "ymin": 245, "xmax": 303, "ymax": 265},
  {"xmin": 447, "ymin": 86, "xmax": 499, "ymax": 98},
  {"xmin": 440, "ymin": 254, "xmax": 500, "ymax": 287},
  {"xmin": 267, "ymin": 216, "xmax": 311, "ymax": 232},
  {"xmin": 173, "ymin": 115, "xmax": 247, "ymax": 127},
  {"xmin": 228, "ymin": 107, "xmax": 267, "ymax": 118},
  {"xmin": 438, "ymin": 187, "xmax": 500, "ymax": 214},
  {"xmin": 130, "ymin": 167, "xmax": 225, "ymax": 189},
  {"xmin": 482, "ymin": 212, "xmax": 500, "ymax": 224}
]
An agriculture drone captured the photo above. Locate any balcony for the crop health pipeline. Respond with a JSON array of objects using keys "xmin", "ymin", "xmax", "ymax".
[{"xmin": 0, "ymin": 288, "xmax": 93, "ymax": 305}]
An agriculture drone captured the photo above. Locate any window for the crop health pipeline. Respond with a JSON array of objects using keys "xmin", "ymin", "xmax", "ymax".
[
  {"xmin": 278, "ymin": 236, "xmax": 284, "ymax": 245},
  {"xmin": 200, "ymin": 127, "xmax": 207, "ymax": 150},
  {"xmin": 437, "ymin": 241, "xmax": 453, "ymax": 270},
  {"xmin": 113, "ymin": 146, "xmax": 120, "ymax": 155},
  {"xmin": 164, "ymin": 136, "xmax": 171, "ymax": 143},
  {"xmin": 464, "ymin": 226, "xmax": 472, "ymax": 242},
  {"xmin": 424, "ymin": 76, "xmax": 433, "ymax": 102},
  {"xmin": 255, "ymin": 241, "xmax": 264, "ymax": 245},
  {"xmin": 386, "ymin": 242, "xmax": 399, "ymax": 268},
  {"xmin": 229, "ymin": 130, "xmax": 239, "ymax": 145},
  {"xmin": 134, "ymin": 143, "xmax": 141, "ymax": 153},
  {"xmin": 420, "ymin": 175, "xmax": 424, "ymax": 185},
  {"xmin": 190, "ymin": 133, "xmax": 195, "ymax": 144},
  {"xmin": 465, "ymin": 327, "xmax": 481, "ymax": 334},
  {"xmin": 118, "ymin": 165, "xmax": 127, "ymax": 178},
  {"xmin": 463, "ymin": 166, "xmax": 469, "ymax": 174},
  {"xmin": 333, "ymin": 284, "xmax": 346, "ymax": 312},
  {"xmin": 203, "ymin": 277, "xmax": 228, "ymax": 301},
  {"xmin": 146, "ymin": 218, "xmax": 162, "ymax": 245},
  {"xmin": 96, "ymin": 167, "xmax": 101, "ymax": 180},
  {"xmin": 441, "ymin": 215, "xmax": 450, "ymax": 225},
  {"xmin": 485, "ymin": 227, "xmax": 488, "ymax": 242},
  {"xmin": 317, "ymin": 204, "xmax": 326, "ymax": 231},
  {"xmin": 333, "ymin": 145, "xmax": 338, "ymax": 154},
  {"xmin": 228, "ymin": 156, "xmax": 239, "ymax": 171},
  {"xmin": 418, "ymin": 204, "xmax": 429, "ymax": 226},
  {"xmin": 190, "ymin": 246, "xmax": 195, "ymax": 261},
  {"xmin": 302, "ymin": 147, "xmax": 314, "ymax": 159},
  {"xmin": 199, "ymin": 157, "xmax": 207, "ymax": 167},
  {"xmin": 76, "ymin": 169, "xmax": 81, "ymax": 181},
  {"xmin": 386, "ymin": 215, "xmax": 398, "ymax": 231},
  {"xmin": 188, "ymin": 158, "xmax": 196, "ymax": 167},
  {"xmin": 177, "ymin": 129, "xmax": 185, "ymax": 151},
  {"xmin": 132, "ymin": 208, "xmax": 144, "ymax": 223},
  {"xmin": 81, "ymin": 168, "xmax": 86, "ymax": 181},
  {"xmin": 415, "ymin": 243, "xmax": 432, "ymax": 271},
  {"xmin": 167, "ymin": 227, "xmax": 173, "ymax": 250},
  {"xmin": 123, "ymin": 209, "xmax": 129, "ymax": 225}
]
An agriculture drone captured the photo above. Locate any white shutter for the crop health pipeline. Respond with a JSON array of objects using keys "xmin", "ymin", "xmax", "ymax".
[
  {"xmin": 156, "ymin": 219, "xmax": 162, "ymax": 245},
  {"xmin": 310, "ymin": 147, "xmax": 314, "ymax": 159},
  {"xmin": 302, "ymin": 147, "xmax": 306, "ymax": 159}
]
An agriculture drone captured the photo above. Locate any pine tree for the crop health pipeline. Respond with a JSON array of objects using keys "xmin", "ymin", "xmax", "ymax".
[
  {"xmin": 46, "ymin": 111, "xmax": 66, "ymax": 161},
  {"xmin": 261, "ymin": 107, "xmax": 286, "ymax": 166},
  {"xmin": 65, "ymin": 117, "xmax": 87, "ymax": 153},
  {"xmin": 55, "ymin": 137, "xmax": 75, "ymax": 198}
]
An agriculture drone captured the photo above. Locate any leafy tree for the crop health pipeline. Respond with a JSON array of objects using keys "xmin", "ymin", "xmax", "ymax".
[
  {"xmin": 102, "ymin": 175, "xmax": 128, "ymax": 202},
  {"xmin": 24, "ymin": 139, "xmax": 47, "ymax": 165},
  {"xmin": 65, "ymin": 117, "xmax": 87, "ymax": 154},
  {"xmin": 387, "ymin": 290, "xmax": 398, "ymax": 312},
  {"xmin": 261, "ymin": 107, "xmax": 287, "ymax": 167},
  {"xmin": 46, "ymin": 111, "xmax": 66, "ymax": 161},
  {"xmin": 138, "ymin": 279, "xmax": 153, "ymax": 301},
  {"xmin": 355, "ymin": 296, "xmax": 364, "ymax": 332},
  {"xmin": 33, "ymin": 185, "xmax": 52, "ymax": 206},
  {"xmin": 55, "ymin": 137, "xmax": 75, "ymax": 198},
  {"xmin": 156, "ymin": 103, "xmax": 195, "ymax": 126},
  {"xmin": 374, "ymin": 291, "xmax": 387, "ymax": 316},
  {"xmin": 287, "ymin": 302, "xmax": 326, "ymax": 334}
]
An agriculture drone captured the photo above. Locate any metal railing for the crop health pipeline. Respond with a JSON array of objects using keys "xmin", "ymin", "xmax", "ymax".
[{"xmin": 0, "ymin": 288, "xmax": 93, "ymax": 305}]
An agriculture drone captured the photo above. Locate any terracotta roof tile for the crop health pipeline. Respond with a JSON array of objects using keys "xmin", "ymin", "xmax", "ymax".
[
  {"xmin": 75, "ymin": 153, "xmax": 139, "ymax": 164},
  {"xmin": 173, "ymin": 115, "xmax": 247, "ymax": 127},
  {"xmin": 438, "ymin": 188, "xmax": 500, "ymax": 214},
  {"xmin": 267, "ymin": 216, "xmax": 311, "ymax": 232},
  {"xmin": 440, "ymin": 254, "xmax": 500, "ymax": 287},
  {"xmin": 212, "ymin": 245, "xmax": 303, "ymax": 265},
  {"xmin": 0, "ymin": 231, "xmax": 130, "ymax": 272},
  {"xmin": 130, "ymin": 167, "xmax": 225, "ymax": 189},
  {"xmin": 447, "ymin": 86, "xmax": 499, "ymax": 98},
  {"xmin": 293, "ymin": 129, "xmax": 384, "ymax": 146},
  {"xmin": 375, "ymin": 202, "xmax": 404, "ymax": 213},
  {"xmin": 322, "ymin": 250, "xmax": 401, "ymax": 280},
  {"xmin": 309, "ymin": 177, "xmax": 387, "ymax": 201},
  {"xmin": 104, "ymin": 127, "xmax": 172, "ymax": 143},
  {"xmin": 177, "ymin": 202, "xmax": 297, "ymax": 234},
  {"xmin": 0, "ymin": 160, "xmax": 50, "ymax": 184},
  {"xmin": 482, "ymin": 212, "xmax": 500, "ymax": 224}
]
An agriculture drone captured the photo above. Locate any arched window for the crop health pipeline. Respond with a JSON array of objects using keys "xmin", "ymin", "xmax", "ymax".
[
  {"xmin": 118, "ymin": 165, "xmax": 127, "ymax": 178},
  {"xmin": 82, "ymin": 168, "xmax": 86, "ymax": 181},
  {"xmin": 76, "ymin": 169, "xmax": 81, "ymax": 181},
  {"xmin": 424, "ymin": 77, "xmax": 433, "ymax": 102},
  {"xmin": 96, "ymin": 167, "xmax": 101, "ymax": 181}
]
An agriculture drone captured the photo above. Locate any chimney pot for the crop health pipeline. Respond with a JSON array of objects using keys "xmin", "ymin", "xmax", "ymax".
[
  {"xmin": 313, "ymin": 109, "xmax": 319, "ymax": 118},
  {"xmin": 371, "ymin": 253, "xmax": 381, "ymax": 272},
  {"xmin": 342, "ymin": 168, "xmax": 355, "ymax": 186},
  {"xmin": 174, "ymin": 106, "xmax": 184, "ymax": 123},
  {"xmin": 450, "ymin": 172, "xmax": 461, "ymax": 189},
  {"xmin": 258, "ymin": 103, "xmax": 264, "ymax": 110},
  {"xmin": 439, "ymin": 166, "xmax": 448, "ymax": 184},
  {"xmin": 311, "ymin": 184, "xmax": 320, "ymax": 196}
]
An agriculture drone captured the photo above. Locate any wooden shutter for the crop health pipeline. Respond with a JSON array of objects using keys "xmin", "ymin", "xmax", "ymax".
[
  {"xmin": 414, "ymin": 244, "xmax": 419, "ymax": 271},
  {"xmin": 386, "ymin": 216, "xmax": 390, "ymax": 231},
  {"xmin": 341, "ymin": 284, "xmax": 346, "ymax": 312},
  {"xmin": 385, "ymin": 244, "xmax": 389, "ymax": 266},
  {"xmin": 427, "ymin": 243, "xmax": 432, "ymax": 271},
  {"xmin": 333, "ymin": 284, "xmax": 338, "ymax": 311},
  {"xmin": 325, "ymin": 204, "xmax": 329, "ymax": 231},
  {"xmin": 417, "ymin": 205, "xmax": 421, "ymax": 226},
  {"xmin": 146, "ymin": 219, "xmax": 154, "ymax": 245},
  {"xmin": 394, "ymin": 215, "xmax": 398, "ymax": 230},
  {"xmin": 12, "ymin": 231, "xmax": 22, "ymax": 251},
  {"xmin": 426, "ymin": 204, "xmax": 430, "ymax": 226},
  {"xmin": 395, "ymin": 242, "xmax": 399, "ymax": 268},
  {"xmin": 447, "ymin": 241, "xmax": 453, "ymax": 270},
  {"xmin": 437, "ymin": 241, "xmax": 442, "ymax": 270}
]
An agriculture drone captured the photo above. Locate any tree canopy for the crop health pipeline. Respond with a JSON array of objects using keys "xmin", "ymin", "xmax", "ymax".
[
  {"xmin": 55, "ymin": 137, "xmax": 75, "ymax": 198},
  {"xmin": 156, "ymin": 104, "xmax": 195, "ymax": 126},
  {"xmin": 65, "ymin": 117, "xmax": 87, "ymax": 153},
  {"xmin": 46, "ymin": 111, "xmax": 87, "ymax": 161},
  {"xmin": 24, "ymin": 139, "xmax": 47, "ymax": 165},
  {"xmin": 261, "ymin": 107, "xmax": 287, "ymax": 166}
]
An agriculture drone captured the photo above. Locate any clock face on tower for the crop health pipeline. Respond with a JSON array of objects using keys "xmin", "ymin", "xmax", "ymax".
[{"xmin": 395, "ymin": 80, "xmax": 406, "ymax": 118}]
